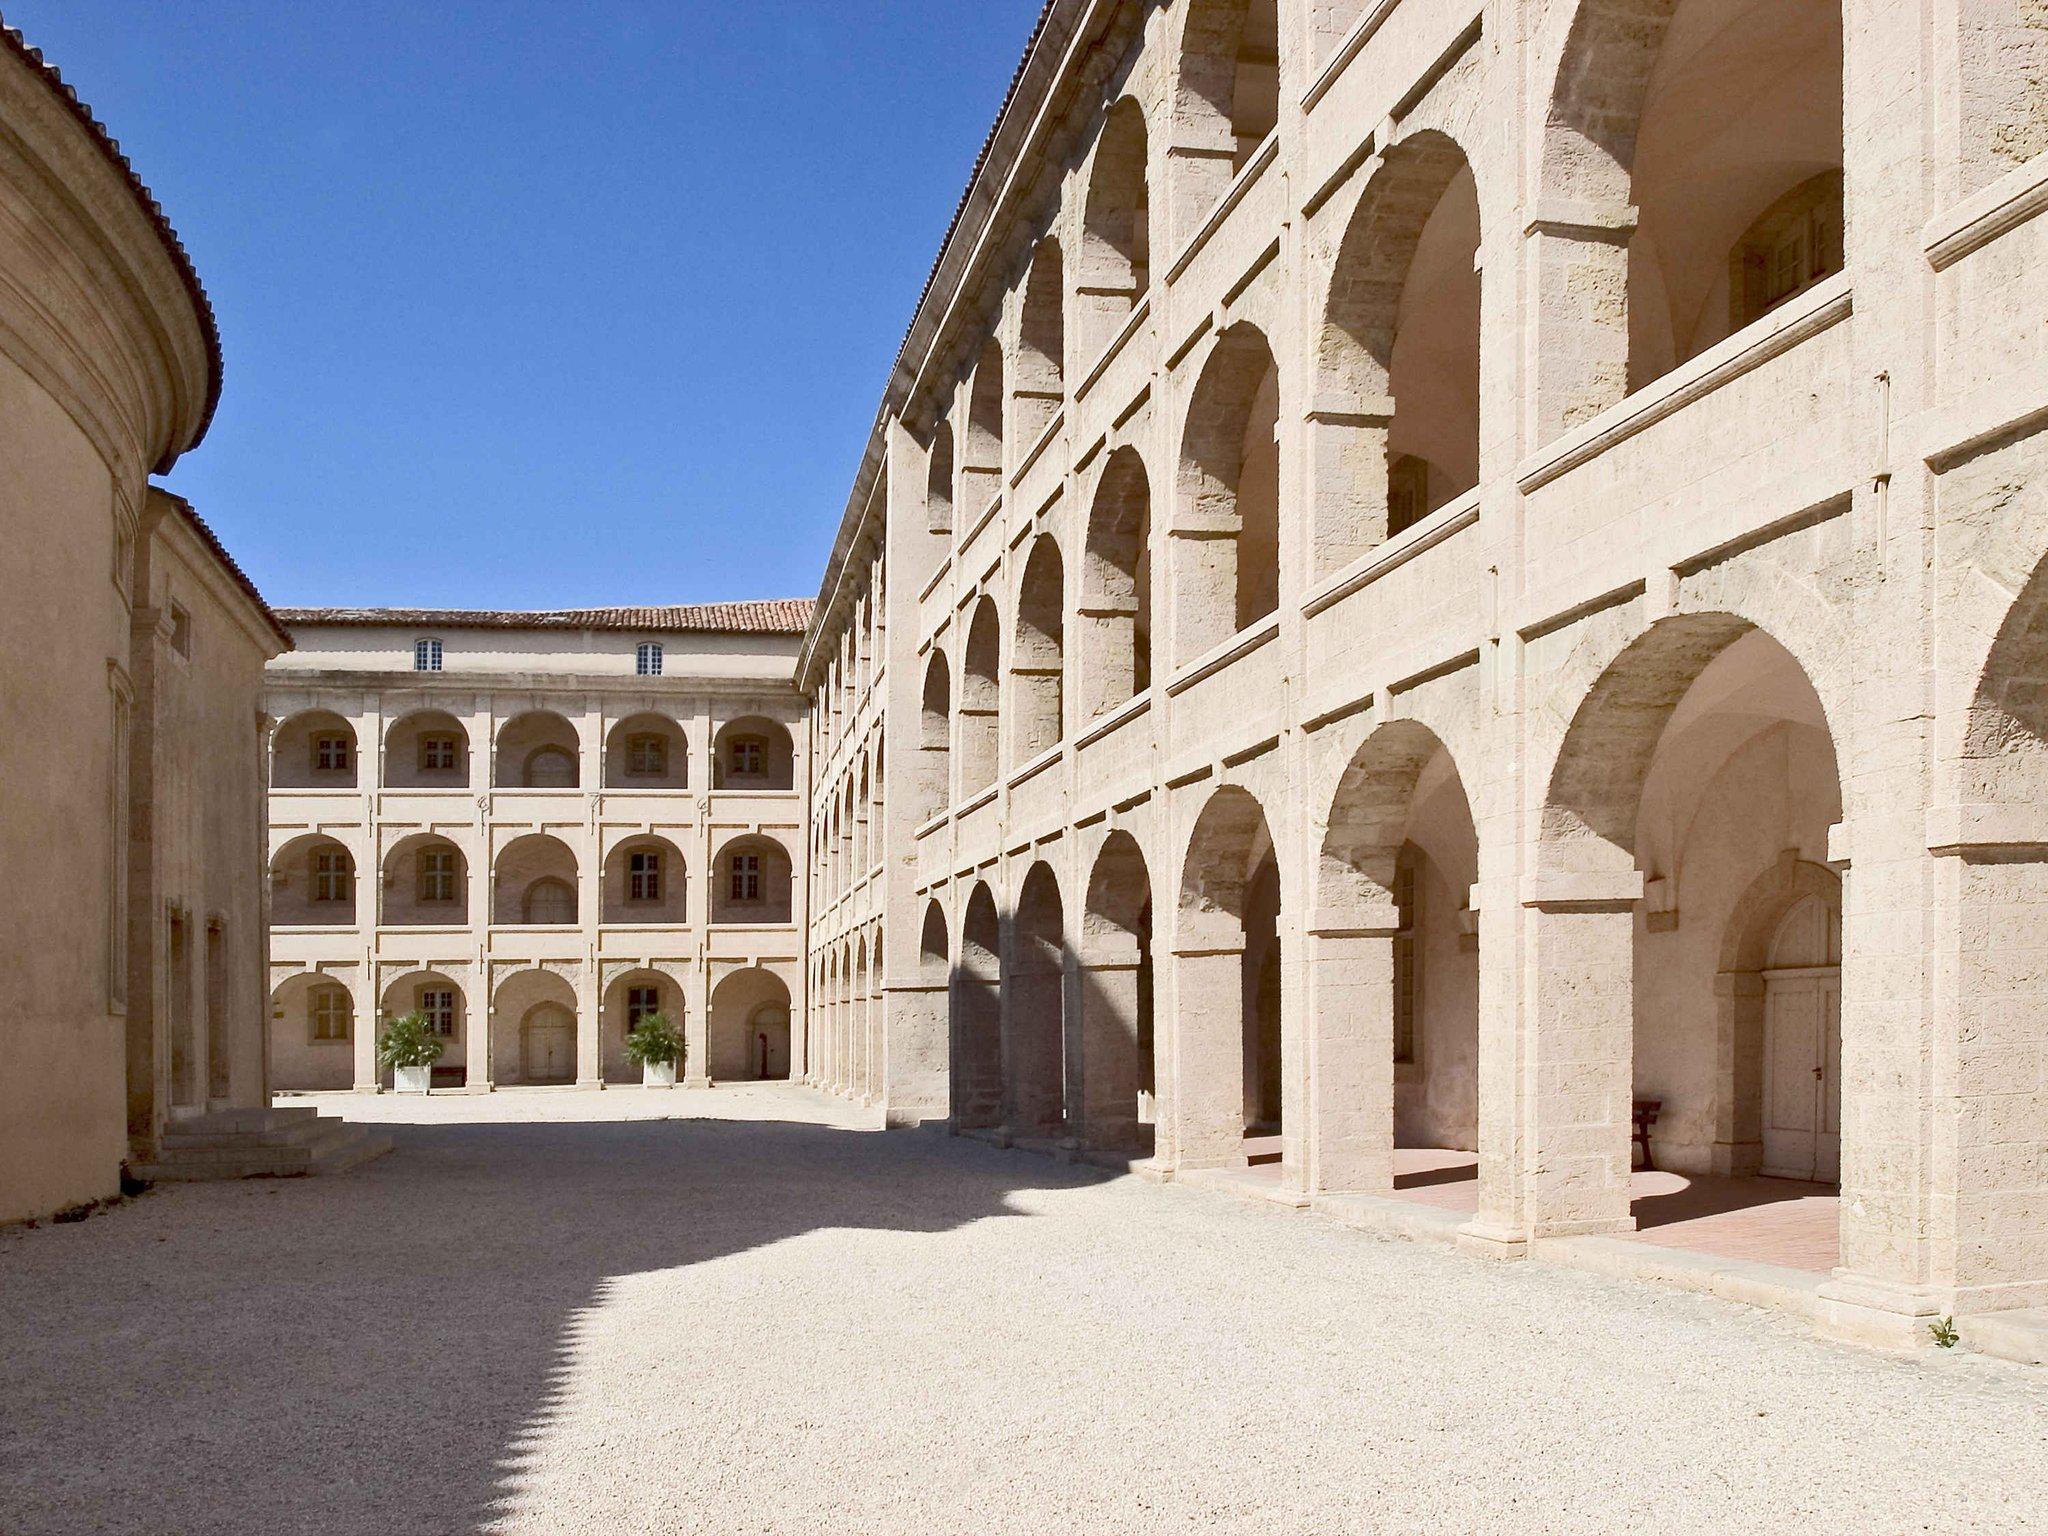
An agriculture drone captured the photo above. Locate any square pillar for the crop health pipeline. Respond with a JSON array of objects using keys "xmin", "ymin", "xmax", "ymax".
[
  {"xmin": 1525, "ymin": 211, "xmax": 1635, "ymax": 447},
  {"xmin": 1307, "ymin": 917, "xmax": 1400, "ymax": 1197},
  {"xmin": 1077, "ymin": 950, "xmax": 1144, "ymax": 1152},
  {"xmin": 1169, "ymin": 945, "xmax": 1247, "ymax": 1171}
]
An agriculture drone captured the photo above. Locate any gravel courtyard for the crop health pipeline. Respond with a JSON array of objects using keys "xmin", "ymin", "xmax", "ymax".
[{"xmin": 2, "ymin": 1086, "xmax": 2043, "ymax": 1536}]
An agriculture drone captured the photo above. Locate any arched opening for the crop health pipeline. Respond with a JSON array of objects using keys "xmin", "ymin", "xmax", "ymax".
[
  {"xmin": 854, "ymin": 757, "xmax": 872, "ymax": 881},
  {"xmin": 601, "ymin": 968, "xmax": 680, "ymax": 1085},
  {"xmin": 1533, "ymin": 616, "xmax": 1844, "ymax": 1265},
  {"xmin": 1176, "ymin": 785, "xmax": 1284, "ymax": 1169},
  {"xmin": 495, "ymin": 711, "xmax": 580, "ymax": 789},
  {"xmin": 1081, "ymin": 831, "xmax": 1154, "ymax": 1154},
  {"xmin": 269, "ymin": 834, "xmax": 357, "ymax": 927},
  {"xmin": 1081, "ymin": 447, "xmax": 1153, "ymax": 716},
  {"xmin": 959, "ymin": 598, "xmax": 1002, "ymax": 796},
  {"xmin": 712, "ymin": 716, "xmax": 795, "ymax": 790},
  {"xmin": 1314, "ymin": 720, "xmax": 1479, "ymax": 1197},
  {"xmin": 962, "ymin": 340, "xmax": 1006, "ymax": 524},
  {"xmin": 1957, "ymin": 4, "xmax": 2048, "ymax": 193},
  {"xmin": 1003, "ymin": 863, "xmax": 1068, "ymax": 1137},
  {"xmin": 1012, "ymin": 536, "xmax": 1065, "ymax": 764},
  {"xmin": 921, "ymin": 900, "xmax": 950, "ymax": 986},
  {"xmin": 600, "ymin": 835, "xmax": 687, "ymax": 925},
  {"xmin": 1078, "ymin": 97, "xmax": 1150, "ymax": 362},
  {"xmin": 711, "ymin": 834, "xmax": 793, "ymax": 925},
  {"xmin": 1170, "ymin": 0, "xmax": 1280, "ymax": 239},
  {"xmin": 384, "ymin": 709, "xmax": 470, "ymax": 789},
  {"xmin": 380, "ymin": 834, "xmax": 468, "ymax": 927},
  {"xmin": 271, "ymin": 710, "xmax": 356, "ymax": 790},
  {"xmin": 850, "ymin": 935, "xmax": 872, "ymax": 1100},
  {"xmin": 268, "ymin": 973, "xmax": 354, "ymax": 1092},
  {"xmin": 709, "ymin": 968, "xmax": 793, "ymax": 1082},
  {"xmin": 378, "ymin": 970, "xmax": 466, "ymax": 1089},
  {"xmin": 1316, "ymin": 133, "xmax": 1480, "ymax": 577},
  {"xmin": 926, "ymin": 422, "xmax": 955, "ymax": 538},
  {"xmin": 1175, "ymin": 322, "xmax": 1280, "ymax": 664},
  {"xmin": 1535, "ymin": 0, "xmax": 1845, "ymax": 437},
  {"xmin": 492, "ymin": 969, "xmax": 579, "ymax": 1086},
  {"xmin": 953, "ymin": 883, "xmax": 1004, "ymax": 1130},
  {"xmin": 604, "ymin": 712, "xmax": 688, "ymax": 789},
  {"xmin": 1016, "ymin": 238, "xmax": 1065, "ymax": 445},
  {"xmin": 492, "ymin": 834, "xmax": 579, "ymax": 926}
]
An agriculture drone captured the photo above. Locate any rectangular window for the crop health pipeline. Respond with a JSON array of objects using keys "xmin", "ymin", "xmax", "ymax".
[
  {"xmin": 628, "ymin": 850, "xmax": 662, "ymax": 903},
  {"xmin": 419, "ymin": 733, "xmax": 459, "ymax": 772},
  {"xmin": 627, "ymin": 733, "xmax": 667, "ymax": 777},
  {"xmin": 418, "ymin": 987, "xmax": 456, "ymax": 1036},
  {"xmin": 627, "ymin": 985, "xmax": 661, "ymax": 1026},
  {"xmin": 636, "ymin": 642, "xmax": 663, "ymax": 676},
  {"xmin": 414, "ymin": 638, "xmax": 443, "ymax": 672},
  {"xmin": 731, "ymin": 738, "xmax": 764, "ymax": 777},
  {"xmin": 313, "ymin": 734, "xmax": 352, "ymax": 774},
  {"xmin": 313, "ymin": 849, "xmax": 351, "ymax": 903},
  {"xmin": 418, "ymin": 848, "xmax": 457, "ymax": 904},
  {"xmin": 168, "ymin": 602, "xmax": 192, "ymax": 658},
  {"xmin": 310, "ymin": 986, "xmax": 350, "ymax": 1042},
  {"xmin": 730, "ymin": 853, "xmax": 761, "ymax": 903}
]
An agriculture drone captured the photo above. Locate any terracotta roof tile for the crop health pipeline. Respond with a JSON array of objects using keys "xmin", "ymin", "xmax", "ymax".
[{"xmin": 273, "ymin": 600, "xmax": 813, "ymax": 637}]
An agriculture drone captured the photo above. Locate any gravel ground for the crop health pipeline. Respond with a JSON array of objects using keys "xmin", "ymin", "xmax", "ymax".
[{"xmin": 2, "ymin": 1085, "xmax": 2043, "ymax": 1536}]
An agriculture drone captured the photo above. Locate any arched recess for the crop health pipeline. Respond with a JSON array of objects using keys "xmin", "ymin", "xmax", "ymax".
[
  {"xmin": 959, "ymin": 597, "xmax": 1002, "ymax": 795},
  {"xmin": 380, "ymin": 833, "xmax": 468, "ymax": 926},
  {"xmin": 1012, "ymin": 536, "xmax": 1066, "ymax": 764},
  {"xmin": 1956, "ymin": 5, "xmax": 2048, "ymax": 194},
  {"xmin": 1174, "ymin": 321, "xmax": 1280, "ymax": 664},
  {"xmin": 1533, "ymin": 0, "xmax": 1844, "ymax": 441},
  {"xmin": 1528, "ymin": 617, "xmax": 1844, "ymax": 1242},
  {"xmin": 711, "ymin": 834, "xmax": 793, "ymax": 925},
  {"xmin": 1004, "ymin": 862, "xmax": 1068, "ymax": 1135},
  {"xmin": 602, "ymin": 967, "xmax": 682, "ymax": 1085},
  {"xmin": 268, "ymin": 973, "xmax": 355, "ymax": 1092},
  {"xmin": 921, "ymin": 900, "xmax": 950, "ymax": 986},
  {"xmin": 378, "ymin": 969, "xmax": 466, "ymax": 1088},
  {"xmin": 1081, "ymin": 831, "xmax": 1154, "ymax": 1153},
  {"xmin": 962, "ymin": 341, "xmax": 1006, "ymax": 524},
  {"xmin": 491, "ymin": 968, "xmax": 578, "ymax": 1086},
  {"xmin": 1078, "ymin": 97, "xmax": 1150, "ymax": 362},
  {"xmin": 1315, "ymin": 131, "xmax": 1480, "ymax": 578},
  {"xmin": 601, "ymin": 835, "xmax": 687, "ymax": 925},
  {"xmin": 385, "ymin": 709, "xmax": 470, "ymax": 788},
  {"xmin": 1016, "ymin": 238, "xmax": 1065, "ymax": 445},
  {"xmin": 272, "ymin": 710, "xmax": 357, "ymax": 790},
  {"xmin": 1082, "ymin": 447, "xmax": 1153, "ymax": 718},
  {"xmin": 604, "ymin": 712, "xmax": 688, "ymax": 789},
  {"xmin": 496, "ymin": 711, "xmax": 580, "ymax": 788},
  {"xmin": 270, "ymin": 834, "xmax": 357, "ymax": 927},
  {"xmin": 1176, "ymin": 785, "xmax": 1283, "ymax": 1169},
  {"xmin": 709, "ymin": 968, "xmax": 793, "ymax": 1082},
  {"xmin": 492, "ymin": 834, "xmax": 579, "ymax": 926},
  {"xmin": 854, "ymin": 756, "xmax": 873, "ymax": 881},
  {"xmin": 1169, "ymin": 0, "xmax": 1280, "ymax": 243},
  {"xmin": 954, "ymin": 883, "xmax": 1004, "ymax": 1130},
  {"xmin": 712, "ymin": 716, "xmax": 795, "ymax": 790},
  {"xmin": 1313, "ymin": 719, "xmax": 1479, "ymax": 1195},
  {"xmin": 926, "ymin": 422, "xmax": 955, "ymax": 538}
]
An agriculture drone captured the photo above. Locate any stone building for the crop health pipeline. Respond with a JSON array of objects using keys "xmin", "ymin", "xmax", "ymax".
[
  {"xmin": 795, "ymin": 0, "xmax": 2048, "ymax": 1346},
  {"xmin": 1, "ymin": 28, "xmax": 291, "ymax": 1224},
  {"xmin": 264, "ymin": 605, "xmax": 809, "ymax": 1092}
]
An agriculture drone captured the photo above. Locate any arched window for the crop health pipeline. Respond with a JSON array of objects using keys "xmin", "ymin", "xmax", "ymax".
[{"xmin": 1079, "ymin": 98, "xmax": 1150, "ymax": 362}]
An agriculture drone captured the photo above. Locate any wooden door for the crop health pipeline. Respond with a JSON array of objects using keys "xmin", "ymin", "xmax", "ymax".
[{"xmin": 1763, "ymin": 967, "xmax": 1841, "ymax": 1182}]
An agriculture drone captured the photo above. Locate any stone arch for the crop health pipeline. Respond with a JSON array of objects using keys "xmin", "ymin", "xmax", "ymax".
[
  {"xmin": 601, "ymin": 966, "xmax": 685, "ymax": 1085},
  {"xmin": 709, "ymin": 967, "xmax": 792, "ymax": 1082},
  {"xmin": 269, "ymin": 833, "xmax": 357, "ymax": 927},
  {"xmin": 959, "ymin": 597, "xmax": 1002, "ymax": 796},
  {"xmin": 1078, "ymin": 96, "xmax": 1150, "ymax": 361},
  {"xmin": 601, "ymin": 834, "xmax": 687, "ymax": 924},
  {"xmin": 920, "ymin": 898, "xmax": 950, "ymax": 986},
  {"xmin": 954, "ymin": 882, "xmax": 1004, "ymax": 1129},
  {"xmin": 926, "ymin": 421, "xmax": 955, "ymax": 536},
  {"xmin": 854, "ymin": 754, "xmax": 872, "ymax": 881},
  {"xmin": 1173, "ymin": 320, "xmax": 1280, "ymax": 664},
  {"xmin": 712, "ymin": 715, "xmax": 795, "ymax": 790},
  {"xmin": 918, "ymin": 649, "xmax": 951, "ymax": 821},
  {"xmin": 380, "ymin": 832, "xmax": 469, "ymax": 926},
  {"xmin": 1081, "ymin": 446, "xmax": 1152, "ymax": 717},
  {"xmin": 963, "ymin": 339, "xmax": 1006, "ymax": 522},
  {"xmin": 1016, "ymin": 237, "xmax": 1065, "ymax": 443},
  {"xmin": 1080, "ymin": 830, "xmax": 1154, "ymax": 1152},
  {"xmin": 1012, "ymin": 535, "xmax": 1066, "ymax": 764},
  {"xmin": 604, "ymin": 711, "xmax": 689, "ymax": 789},
  {"xmin": 271, "ymin": 709, "xmax": 356, "ymax": 789},
  {"xmin": 268, "ymin": 971, "xmax": 355, "ymax": 1092},
  {"xmin": 1314, "ymin": 129, "xmax": 1480, "ymax": 576},
  {"xmin": 492, "ymin": 833, "xmax": 579, "ymax": 926},
  {"xmin": 495, "ymin": 710, "xmax": 580, "ymax": 789},
  {"xmin": 384, "ymin": 708, "xmax": 471, "ymax": 788},
  {"xmin": 1003, "ymin": 861, "xmax": 1068, "ymax": 1135},
  {"xmin": 491, "ymin": 968, "xmax": 579, "ymax": 1086},
  {"xmin": 378, "ymin": 969, "xmax": 467, "ymax": 1087},
  {"xmin": 1959, "ymin": 547, "xmax": 2048, "ymax": 845},
  {"xmin": 710, "ymin": 833, "xmax": 794, "ymax": 925},
  {"xmin": 1168, "ymin": 0, "xmax": 1279, "ymax": 241}
]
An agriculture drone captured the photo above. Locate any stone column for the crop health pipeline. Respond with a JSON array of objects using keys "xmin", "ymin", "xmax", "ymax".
[
  {"xmin": 466, "ymin": 964, "xmax": 492, "ymax": 1092},
  {"xmin": 1169, "ymin": 944, "xmax": 1247, "ymax": 1170},
  {"xmin": 1305, "ymin": 402, "xmax": 1393, "ymax": 583},
  {"xmin": 1525, "ymin": 210, "xmax": 1635, "ymax": 448},
  {"xmin": 1077, "ymin": 940, "xmax": 1144, "ymax": 1152},
  {"xmin": 1306, "ymin": 913, "xmax": 1400, "ymax": 1197},
  {"xmin": 1001, "ymin": 958, "xmax": 1064, "ymax": 1137},
  {"xmin": 682, "ymin": 961, "xmax": 710, "ymax": 1090},
  {"xmin": 576, "ymin": 961, "xmax": 603, "ymax": 1088},
  {"xmin": 352, "ymin": 971, "xmax": 379, "ymax": 1093}
]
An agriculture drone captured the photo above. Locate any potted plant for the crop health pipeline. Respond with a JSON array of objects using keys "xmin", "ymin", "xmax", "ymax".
[
  {"xmin": 378, "ymin": 1010, "xmax": 446, "ymax": 1094},
  {"xmin": 624, "ymin": 1010, "xmax": 684, "ymax": 1088}
]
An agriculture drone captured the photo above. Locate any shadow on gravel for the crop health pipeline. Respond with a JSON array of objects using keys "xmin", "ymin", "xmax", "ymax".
[{"xmin": 0, "ymin": 1114, "xmax": 1109, "ymax": 1536}]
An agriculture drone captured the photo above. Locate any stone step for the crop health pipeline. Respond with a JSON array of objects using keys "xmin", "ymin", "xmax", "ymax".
[
  {"xmin": 170, "ymin": 1105, "xmax": 320, "ymax": 1137},
  {"xmin": 161, "ymin": 1115, "xmax": 340, "ymax": 1151},
  {"xmin": 134, "ymin": 1118, "xmax": 392, "ymax": 1183}
]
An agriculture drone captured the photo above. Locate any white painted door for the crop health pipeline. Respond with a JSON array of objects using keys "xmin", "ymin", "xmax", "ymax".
[{"xmin": 1763, "ymin": 967, "xmax": 1841, "ymax": 1183}]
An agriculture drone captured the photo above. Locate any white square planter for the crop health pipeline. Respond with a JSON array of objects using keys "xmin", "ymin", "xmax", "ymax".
[
  {"xmin": 643, "ymin": 1060, "xmax": 678, "ymax": 1088},
  {"xmin": 394, "ymin": 1065, "xmax": 433, "ymax": 1094}
]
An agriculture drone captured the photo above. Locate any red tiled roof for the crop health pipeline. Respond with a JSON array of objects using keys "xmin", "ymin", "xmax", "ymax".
[
  {"xmin": 1, "ymin": 14, "xmax": 223, "ymax": 465},
  {"xmin": 273, "ymin": 600, "xmax": 814, "ymax": 636}
]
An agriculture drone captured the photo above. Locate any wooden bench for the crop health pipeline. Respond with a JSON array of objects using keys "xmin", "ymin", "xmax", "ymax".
[{"xmin": 1632, "ymin": 1099, "xmax": 1662, "ymax": 1171}]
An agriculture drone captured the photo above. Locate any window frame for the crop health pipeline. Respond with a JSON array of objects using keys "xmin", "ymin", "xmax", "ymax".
[
  {"xmin": 310, "ymin": 985, "xmax": 351, "ymax": 1042},
  {"xmin": 417, "ymin": 846, "xmax": 458, "ymax": 905},
  {"xmin": 417, "ymin": 987, "xmax": 456, "ymax": 1037},
  {"xmin": 626, "ymin": 731, "xmax": 668, "ymax": 778},
  {"xmin": 730, "ymin": 852, "xmax": 762, "ymax": 903},
  {"xmin": 636, "ymin": 642, "xmax": 664, "ymax": 677},
  {"xmin": 313, "ymin": 847, "xmax": 351, "ymax": 904},
  {"xmin": 312, "ymin": 732, "xmax": 353, "ymax": 774},
  {"xmin": 627, "ymin": 849, "xmax": 663, "ymax": 904},
  {"xmin": 414, "ymin": 638, "xmax": 443, "ymax": 673},
  {"xmin": 626, "ymin": 984, "xmax": 662, "ymax": 1027},
  {"xmin": 418, "ymin": 732, "xmax": 459, "ymax": 773}
]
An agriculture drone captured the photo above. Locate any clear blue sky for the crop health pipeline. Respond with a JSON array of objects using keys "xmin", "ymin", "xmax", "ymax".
[{"xmin": 7, "ymin": 1, "xmax": 1039, "ymax": 607}]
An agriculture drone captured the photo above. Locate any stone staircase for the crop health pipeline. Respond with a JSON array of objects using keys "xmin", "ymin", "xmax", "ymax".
[{"xmin": 132, "ymin": 1105, "xmax": 392, "ymax": 1183}]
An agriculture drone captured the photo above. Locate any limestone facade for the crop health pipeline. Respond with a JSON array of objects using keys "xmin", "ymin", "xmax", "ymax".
[
  {"xmin": 0, "ymin": 25, "xmax": 286, "ymax": 1223},
  {"xmin": 264, "ymin": 609, "xmax": 809, "ymax": 1093},
  {"xmin": 795, "ymin": 0, "xmax": 2048, "ymax": 1339}
]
